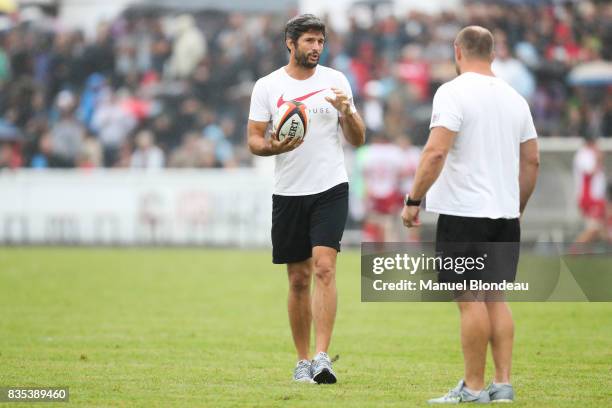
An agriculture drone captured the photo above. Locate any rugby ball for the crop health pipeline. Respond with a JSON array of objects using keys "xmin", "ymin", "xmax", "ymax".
[{"xmin": 273, "ymin": 100, "xmax": 308, "ymax": 141}]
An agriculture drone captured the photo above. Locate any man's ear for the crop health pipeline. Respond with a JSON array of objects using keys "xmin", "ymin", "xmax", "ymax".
[
  {"xmin": 286, "ymin": 38, "xmax": 294, "ymax": 52},
  {"xmin": 454, "ymin": 44, "xmax": 462, "ymax": 61}
]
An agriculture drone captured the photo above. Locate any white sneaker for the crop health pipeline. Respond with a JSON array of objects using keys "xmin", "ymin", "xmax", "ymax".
[
  {"xmin": 293, "ymin": 359, "xmax": 315, "ymax": 383},
  {"xmin": 428, "ymin": 380, "xmax": 491, "ymax": 404},
  {"xmin": 311, "ymin": 352, "xmax": 337, "ymax": 384}
]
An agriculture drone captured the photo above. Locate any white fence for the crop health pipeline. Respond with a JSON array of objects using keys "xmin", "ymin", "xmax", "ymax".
[
  {"xmin": 0, "ymin": 169, "xmax": 273, "ymax": 246},
  {"xmin": 0, "ymin": 138, "xmax": 610, "ymax": 245}
]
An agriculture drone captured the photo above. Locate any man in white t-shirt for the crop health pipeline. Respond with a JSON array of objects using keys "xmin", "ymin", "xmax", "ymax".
[
  {"xmin": 573, "ymin": 135, "xmax": 607, "ymax": 243},
  {"xmin": 247, "ymin": 14, "xmax": 365, "ymax": 384},
  {"xmin": 401, "ymin": 26, "xmax": 540, "ymax": 403},
  {"xmin": 361, "ymin": 133, "xmax": 405, "ymax": 241}
]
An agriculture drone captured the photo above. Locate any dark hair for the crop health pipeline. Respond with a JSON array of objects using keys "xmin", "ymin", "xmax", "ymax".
[
  {"xmin": 455, "ymin": 26, "xmax": 494, "ymax": 60},
  {"xmin": 284, "ymin": 14, "xmax": 326, "ymax": 52}
]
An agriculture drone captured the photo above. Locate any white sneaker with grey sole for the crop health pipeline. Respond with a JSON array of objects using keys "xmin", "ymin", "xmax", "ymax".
[
  {"xmin": 487, "ymin": 382, "xmax": 514, "ymax": 403},
  {"xmin": 428, "ymin": 380, "xmax": 491, "ymax": 404}
]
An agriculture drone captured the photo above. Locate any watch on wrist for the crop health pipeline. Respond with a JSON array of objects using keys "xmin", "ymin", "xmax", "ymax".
[{"xmin": 404, "ymin": 195, "xmax": 422, "ymax": 207}]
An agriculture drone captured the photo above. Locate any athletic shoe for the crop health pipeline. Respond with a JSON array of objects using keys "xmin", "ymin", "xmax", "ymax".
[
  {"xmin": 428, "ymin": 380, "xmax": 491, "ymax": 404},
  {"xmin": 487, "ymin": 382, "xmax": 514, "ymax": 403},
  {"xmin": 311, "ymin": 352, "xmax": 337, "ymax": 384},
  {"xmin": 293, "ymin": 359, "xmax": 315, "ymax": 383}
]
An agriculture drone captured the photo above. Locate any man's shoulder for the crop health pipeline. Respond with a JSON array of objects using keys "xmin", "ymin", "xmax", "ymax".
[
  {"xmin": 432, "ymin": 80, "xmax": 459, "ymax": 102},
  {"xmin": 438, "ymin": 74, "xmax": 528, "ymax": 104},
  {"xmin": 502, "ymin": 81, "xmax": 530, "ymax": 108},
  {"xmin": 438, "ymin": 75, "xmax": 472, "ymax": 93}
]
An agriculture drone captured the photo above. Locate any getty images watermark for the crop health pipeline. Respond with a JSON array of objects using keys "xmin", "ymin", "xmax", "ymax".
[
  {"xmin": 361, "ymin": 242, "xmax": 612, "ymax": 302},
  {"xmin": 371, "ymin": 252, "xmax": 528, "ymax": 292}
]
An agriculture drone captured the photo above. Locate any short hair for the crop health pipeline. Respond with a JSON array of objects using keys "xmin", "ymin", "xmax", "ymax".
[
  {"xmin": 455, "ymin": 26, "xmax": 494, "ymax": 61},
  {"xmin": 284, "ymin": 14, "xmax": 326, "ymax": 52}
]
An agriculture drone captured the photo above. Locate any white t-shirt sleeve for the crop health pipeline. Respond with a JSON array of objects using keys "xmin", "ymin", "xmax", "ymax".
[
  {"xmin": 248, "ymin": 78, "xmax": 271, "ymax": 122},
  {"xmin": 520, "ymin": 101, "xmax": 538, "ymax": 143},
  {"xmin": 429, "ymin": 84, "xmax": 462, "ymax": 132},
  {"xmin": 336, "ymin": 72, "xmax": 357, "ymax": 115},
  {"xmin": 574, "ymin": 149, "xmax": 596, "ymax": 174}
]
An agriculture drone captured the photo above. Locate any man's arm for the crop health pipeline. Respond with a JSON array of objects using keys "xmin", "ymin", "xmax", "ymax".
[
  {"xmin": 247, "ymin": 120, "xmax": 302, "ymax": 156},
  {"xmin": 401, "ymin": 126, "xmax": 455, "ymax": 227},
  {"xmin": 519, "ymin": 138, "xmax": 539, "ymax": 214},
  {"xmin": 339, "ymin": 112, "xmax": 366, "ymax": 147},
  {"xmin": 408, "ymin": 126, "xmax": 457, "ymax": 200}
]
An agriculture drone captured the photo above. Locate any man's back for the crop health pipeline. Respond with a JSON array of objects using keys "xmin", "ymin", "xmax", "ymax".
[
  {"xmin": 427, "ymin": 72, "xmax": 537, "ymax": 219},
  {"xmin": 404, "ymin": 26, "xmax": 540, "ymax": 405}
]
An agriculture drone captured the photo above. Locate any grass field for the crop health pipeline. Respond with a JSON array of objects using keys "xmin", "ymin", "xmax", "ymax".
[{"xmin": 0, "ymin": 248, "xmax": 611, "ymax": 407}]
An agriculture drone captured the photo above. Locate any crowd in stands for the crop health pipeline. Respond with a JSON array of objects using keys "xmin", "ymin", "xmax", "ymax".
[{"xmin": 0, "ymin": 0, "xmax": 610, "ymax": 169}]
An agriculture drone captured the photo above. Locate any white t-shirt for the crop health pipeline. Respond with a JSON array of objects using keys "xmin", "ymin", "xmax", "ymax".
[
  {"xmin": 573, "ymin": 145, "xmax": 606, "ymax": 201},
  {"xmin": 249, "ymin": 65, "xmax": 356, "ymax": 196},
  {"xmin": 362, "ymin": 143, "xmax": 404, "ymax": 198},
  {"xmin": 427, "ymin": 72, "xmax": 538, "ymax": 219}
]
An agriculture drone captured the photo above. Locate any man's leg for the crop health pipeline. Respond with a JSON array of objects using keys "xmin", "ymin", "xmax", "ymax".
[
  {"xmin": 311, "ymin": 246, "xmax": 337, "ymax": 354},
  {"xmin": 457, "ymin": 298, "xmax": 490, "ymax": 391},
  {"xmin": 287, "ymin": 259, "xmax": 313, "ymax": 361},
  {"xmin": 486, "ymin": 300, "xmax": 514, "ymax": 384},
  {"xmin": 574, "ymin": 218, "xmax": 604, "ymax": 244},
  {"xmin": 307, "ymin": 183, "xmax": 348, "ymax": 384}
]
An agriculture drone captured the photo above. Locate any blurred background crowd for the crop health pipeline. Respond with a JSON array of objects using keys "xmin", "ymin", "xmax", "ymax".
[{"xmin": 0, "ymin": 0, "xmax": 610, "ymax": 170}]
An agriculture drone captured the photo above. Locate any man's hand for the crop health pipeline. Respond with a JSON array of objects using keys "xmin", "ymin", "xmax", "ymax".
[
  {"xmin": 326, "ymin": 87, "xmax": 366, "ymax": 147},
  {"xmin": 248, "ymin": 120, "xmax": 304, "ymax": 156},
  {"xmin": 269, "ymin": 129, "xmax": 304, "ymax": 154},
  {"xmin": 401, "ymin": 205, "xmax": 421, "ymax": 228},
  {"xmin": 325, "ymin": 87, "xmax": 353, "ymax": 116}
]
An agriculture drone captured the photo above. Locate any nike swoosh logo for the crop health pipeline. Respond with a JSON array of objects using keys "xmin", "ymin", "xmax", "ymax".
[{"xmin": 277, "ymin": 89, "xmax": 326, "ymax": 108}]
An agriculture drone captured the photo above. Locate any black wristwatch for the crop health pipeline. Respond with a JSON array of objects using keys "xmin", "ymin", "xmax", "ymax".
[{"xmin": 404, "ymin": 195, "xmax": 422, "ymax": 207}]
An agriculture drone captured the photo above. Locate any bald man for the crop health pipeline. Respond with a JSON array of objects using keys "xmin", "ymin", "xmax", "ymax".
[{"xmin": 401, "ymin": 26, "xmax": 539, "ymax": 403}]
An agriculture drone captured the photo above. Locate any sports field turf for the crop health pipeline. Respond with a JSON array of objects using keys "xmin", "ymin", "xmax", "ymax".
[{"xmin": 0, "ymin": 248, "xmax": 610, "ymax": 407}]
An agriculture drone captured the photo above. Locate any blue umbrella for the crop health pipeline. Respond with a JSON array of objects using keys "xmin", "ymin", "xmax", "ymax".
[{"xmin": 568, "ymin": 61, "xmax": 612, "ymax": 86}]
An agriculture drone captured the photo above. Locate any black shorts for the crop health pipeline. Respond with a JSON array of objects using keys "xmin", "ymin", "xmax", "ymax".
[
  {"xmin": 272, "ymin": 182, "xmax": 348, "ymax": 264},
  {"xmin": 435, "ymin": 214, "xmax": 521, "ymax": 284}
]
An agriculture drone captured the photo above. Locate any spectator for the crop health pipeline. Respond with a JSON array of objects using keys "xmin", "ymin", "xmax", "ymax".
[
  {"xmin": 0, "ymin": 2, "xmax": 610, "ymax": 172},
  {"xmin": 78, "ymin": 135, "xmax": 103, "ymax": 169},
  {"xmin": 0, "ymin": 141, "xmax": 22, "ymax": 169},
  {"xmin": 91, "ymin": 89, "xmax": 137, "ymax": 166},
  {"xmin": 492, "ymin": 41, "xmax": 536, "ymax": 101},
  {"xmin": 166, "ymin": 14, "xmax": 206, "ymax": 79},
  {"xmin": 30, "ymin": 132, "xmax": 52, "ymax": 169},
  {"xmin": 49, "ymin": 91, "xmax": 84, "ymax": 167},
  {"xmin": 202, "ymin": 115, "xmax": 236, "ymax": 168},
  {"xmin": 130, "ymin": 129, "xmax": 165, "ymax": 169},
  {"xmin": 169, "ymin": 131, "xmax": 215, "ymax": 168},
  {"xmin": 362, "ymin": 80, "xmax": 385, "ymax": 133}
]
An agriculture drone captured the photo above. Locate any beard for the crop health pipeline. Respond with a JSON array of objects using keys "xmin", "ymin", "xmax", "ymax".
[{"xmin": 295, "ymin": 49, "xmax": 319, "ymax": 69}]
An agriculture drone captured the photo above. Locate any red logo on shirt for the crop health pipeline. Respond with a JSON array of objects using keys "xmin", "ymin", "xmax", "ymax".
[{"xmin": 277, "ymin": 89, "xmax": 326, "ymax": 108}]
